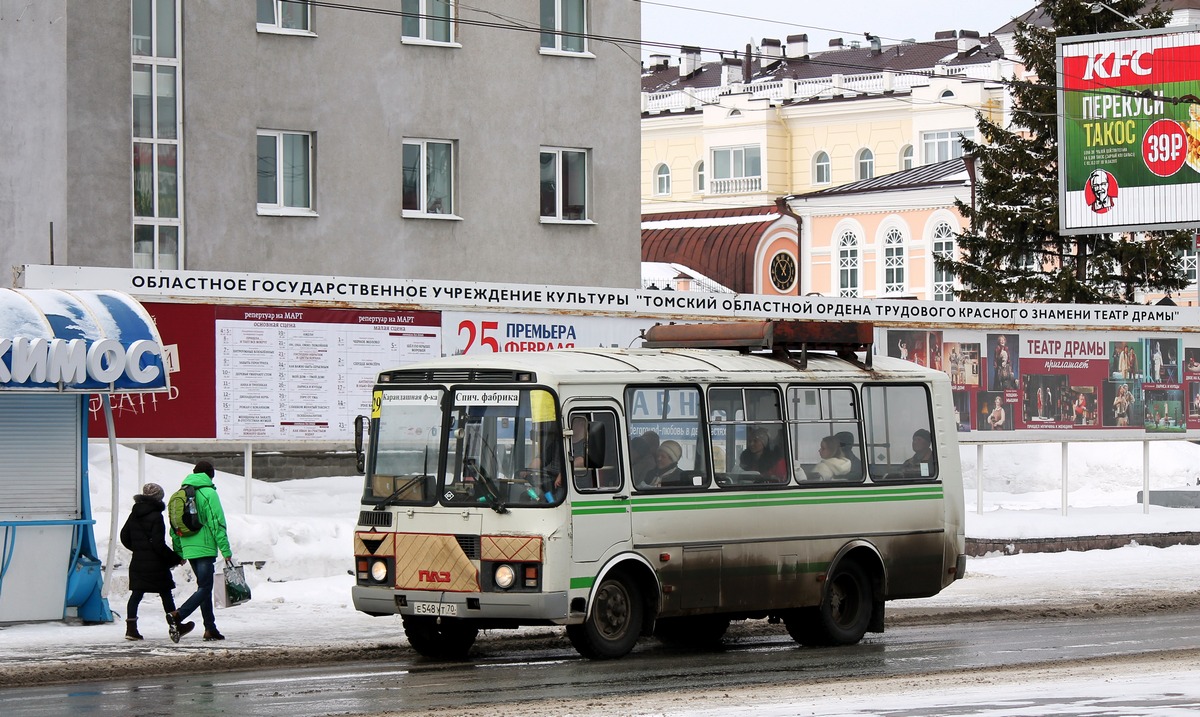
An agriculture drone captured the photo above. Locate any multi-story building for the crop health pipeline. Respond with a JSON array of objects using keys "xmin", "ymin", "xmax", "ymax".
[
  {"xmin": 1, "ymin": 1, "xmax": 641, "ymax": 287},
  {"xmin": 640, "ymin": 3, "xmax": 1200, "ymax": 302}
]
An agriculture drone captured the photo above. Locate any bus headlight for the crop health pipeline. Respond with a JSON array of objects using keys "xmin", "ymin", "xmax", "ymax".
[
  {"xmin": 494, "ymin": 564, "xmax": 516, "ymax": 590},
  {"xmin": 370, "ymin": 560, "xmax": 388, "ymax": 583}
]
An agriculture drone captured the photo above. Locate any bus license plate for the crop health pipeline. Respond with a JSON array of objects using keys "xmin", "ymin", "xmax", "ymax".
[{"xmin": 412, "ymin": 602, "xmax": 457, "ymax": 617}]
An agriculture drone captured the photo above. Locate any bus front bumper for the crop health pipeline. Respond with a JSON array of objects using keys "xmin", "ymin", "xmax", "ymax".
[{"xmin": 352, "ymin": 585, "xmax": 569, "ymax": 621}]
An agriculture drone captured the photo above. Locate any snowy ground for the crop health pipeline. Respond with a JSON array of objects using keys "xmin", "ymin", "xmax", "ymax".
[{"xmin": 3, "ymin": 441, "xmax": 1200, "ymax": 713}]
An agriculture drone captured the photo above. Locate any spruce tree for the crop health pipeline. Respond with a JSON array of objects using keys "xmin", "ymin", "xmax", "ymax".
[{"xmin": 941, "ymin": 0, "xmax": 1192, "ymax": 304}]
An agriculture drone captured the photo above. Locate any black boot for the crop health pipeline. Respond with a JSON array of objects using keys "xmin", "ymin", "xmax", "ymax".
[
  {"xmin": 168, "ymin": 611, "xmax": 195, "ymax": 642},
  {"xmin": 125, "ymin": 618, "xmax": 143, "ymax": 641}
]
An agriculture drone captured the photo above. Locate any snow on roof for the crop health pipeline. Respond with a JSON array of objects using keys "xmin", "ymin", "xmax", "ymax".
[{"xmin": 641, "ymin": 213, "xmax": 781, "ymax": 230}]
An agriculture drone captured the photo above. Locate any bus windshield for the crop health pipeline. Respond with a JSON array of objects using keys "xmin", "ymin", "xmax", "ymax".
[{"xmin": 367, "ymin": 386, "xmax": 565, "ymax": 509}]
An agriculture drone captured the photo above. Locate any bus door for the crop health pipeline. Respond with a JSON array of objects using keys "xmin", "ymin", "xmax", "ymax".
[{"xmin": 565, "ymin": 403, "xmax": 631, "ymax": 563}]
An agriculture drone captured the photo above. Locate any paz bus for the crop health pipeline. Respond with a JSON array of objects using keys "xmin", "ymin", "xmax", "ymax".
[{"xmin": 351, "ymin": 320, "xmax": 966, "ymax": 659}]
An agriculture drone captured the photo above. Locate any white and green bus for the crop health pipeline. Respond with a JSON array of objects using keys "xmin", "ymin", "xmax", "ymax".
[{"xmin": 351, "ymin": 320, "xmax": 966, "ymax": 659}]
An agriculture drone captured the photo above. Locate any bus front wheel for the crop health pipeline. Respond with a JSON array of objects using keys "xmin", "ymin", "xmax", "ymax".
[
  {"xmin": 567, "ymin": 574, "xmax": 643, "ymax": 659},
  {"xmin": 785, "ymin": 560, "xmax": 873, "ymax": 647},
  {"xmin": 402, "ymin": 616, "xmax": 478, "ymax": 659}
]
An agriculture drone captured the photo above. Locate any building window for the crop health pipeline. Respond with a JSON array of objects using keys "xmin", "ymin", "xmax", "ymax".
[
  {"xmin": 540, "ymin": 147, "xmax": 589, "ymax": 221},
  {"xmin": 403, "ymin": 139, "xmax": 455, "ymax": 216},
  {"xmin": 402, "ymin": 0, "xmax": 455, "ymax": 43},
  {"xmin": 654, "ymin": 163, "xmax": 671, "ymax": 196},
  {"xmin": 540, "ymin": 0, "xmax": 587, "ymax": 53},
  {"xmin": 932, "ymin": 221, "xmax": 956, "ymax": 301},
  {"xmin": 883, "ymin": 226, "xmax": 906, "ymax": 295},
  {"xmin": 257, "ymin": 130, "xmax": 314, "ymax": 214},
  {"xmin": 922, "ymin": 129, "xmax": 975, "ymax": 163},
  {"xmin": 813, "ymin": 151, "xmax": 831, "ymax": 185},
  {"xmin": 856, "ymin": 148, "xmax": 874, "ymax": 180},
  {"xmin": 131, "ymin": 0, "xmax": 182, "ymax": 270},
  {"xmin": 838, "ymin": 230, "xmax": 860, "ymax": 298},
  {"xmin": 694, "ymin": 161, "xmax": 705, "ymax": 192},
  {"xmin": 1182, "ymin": 247, "xmax": 1198, "ymax": 287},
  {"xmin": 900, "ymin": 145, "xmax": 914, "ymax": 171},
  {"xmin": 257, "ymin": 0, "xmax": 311, "ymax": 32},
  {"xmin": 711, "ymin": 144, "xmax": 762, "ymax": 194}
]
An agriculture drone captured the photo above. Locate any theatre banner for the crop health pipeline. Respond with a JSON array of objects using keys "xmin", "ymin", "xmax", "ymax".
[
  {"xmin": 884, "ymin": 327, "xmax": 1196, "ymax": 437},
  {"xmin": 1058, "ymin": 26, "xmax": 1200, "ymax": 234}
]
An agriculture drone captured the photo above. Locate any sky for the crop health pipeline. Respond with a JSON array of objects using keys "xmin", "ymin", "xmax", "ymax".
[
  {"xmin": 3, "ymin": 441, "xmax": 1200, "ymax": 713},
  {"xmin": 638, "ymin": 0, "xmax": 1036, "ymax": 60}
]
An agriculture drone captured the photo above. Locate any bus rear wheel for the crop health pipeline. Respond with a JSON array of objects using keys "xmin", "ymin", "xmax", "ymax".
[
  {"xmin": 567, "ymin": 574, "xmax": 643, "ymax": 659},
  {"xmin": 402, "ymin": 616, "xmax": 478, "ymax": 659},
  {"xmin": 785, "ymin": 560, "xmax": 873, "ymax": 647}
]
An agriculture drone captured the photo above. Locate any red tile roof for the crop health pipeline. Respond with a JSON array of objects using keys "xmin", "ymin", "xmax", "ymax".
[{"xmin": 641, "ymin": 206, "xmax": 786, "ymax": 294}]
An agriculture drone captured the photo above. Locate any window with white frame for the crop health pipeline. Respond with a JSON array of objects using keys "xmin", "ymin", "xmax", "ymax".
[
  {"xmin": 856, "ymin": 148, "xmax": 874, "ymax": 180},
  {"xmin": 838, "ymin": 230, "xmax": 860, "ymax": 298},
  {"xmin": 1182, "ymin": 247, "xmax": 1198, "ymax": 287},
  {"xmin": 257, "ymin": 0, "xmax": 311, "ymax": 32},
  {"xmin": 813, "ymin": 151, "xmax": 831, "ymax": 184},
  {"xmin": 540, "ymin": 0, "xmax": 587, "ymax": 53},
  {"xmin": 132, "ymin": 0, "xmax": 182, "ymax": 270},
  {"xmin": 882, "ymin": 226, "xmax": 907, "ymax": 294},
  {"xmin": 402, "ymin": 0, "xmax": 455, "ymax": 43},
  {"xmin": 257, "ymin": 130, "xmax": 314, "ymax": 214},
  {"xmin": 694, "ymin": 161, "xmax": 705, "ymax": 192},
  {"xmin": 901, "ymin": 145, "xmax": 914, "ymax": 171},
  {"xmin": 931, "ymin": 221, "xmax": 956, "ymax": 301},
  {"xmin": 711, "ymin": 144, "xmax": 761, "ymax": 194},
  {"xmin": 654, "ymin": 163, "xmax": 671, "ymax": 196},
  {"xmin": 540, "ymin": 147, "xmax": 589, "ymax": 221},
  {"xmin": 403, "ymin": 139, "xmax": 455, "ymax": 216},
  {"xmin": 922, "ymin": 128, "xmax": 975, "ymax": 163}
]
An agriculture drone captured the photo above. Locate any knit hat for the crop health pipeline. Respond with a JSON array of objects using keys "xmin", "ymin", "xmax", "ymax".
[
  {"xmin": 141, "ymin": 483, "xmax": 164, "ymax": 501},
  {"xmin": 658, "ymin": 440, "xmax": 682, "ymax": 464},
  {"xmin": 193, "ymin": 460, "xmax": 215, "ymax": 478}
]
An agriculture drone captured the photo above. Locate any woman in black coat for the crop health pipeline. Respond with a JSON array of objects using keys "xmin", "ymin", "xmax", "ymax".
[{"xmin": 119, "ymin": 483, "xmax": 192, "ymax": 642}]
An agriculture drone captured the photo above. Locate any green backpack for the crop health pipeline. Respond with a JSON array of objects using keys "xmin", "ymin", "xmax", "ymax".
[{"xmin": 168, "ymin": 485, "xmax": 203, "ymax": 537}]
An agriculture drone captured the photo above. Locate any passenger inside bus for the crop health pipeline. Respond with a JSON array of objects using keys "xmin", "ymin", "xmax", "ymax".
[
  {"xmin": 836, "ymin": 431, "xmax": 864, "ymax": 478},
  {"xmin": 629, "ymin": 431, "xmax": 659, "ymax": 485},
  {"xmin": 638, "ymin": 440, "xmax": 683, "ymax": 488},
  {"xmin": 738, "ymin": 427, "xmax": 787, "ymax": 480},
  {"xmin": 901, "ymin": 429, "xmax": 936, "ymax": 478},
  {"xmin": 808, "ymin": 435, "xmax": 853, "ymax": 480}
]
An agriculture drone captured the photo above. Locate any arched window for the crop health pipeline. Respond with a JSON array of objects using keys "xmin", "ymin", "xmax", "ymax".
[
  {"xmin": 900, "ymin": 145, "xmax": 914, "ymax": 171},
  {"xmin": 883, "ymin": 226, "xmax": 906, "ymax": 294},
  {"xmin": 856, "ymin": 148, "xmax": 874, "ymax": 180},
  {"xmin": 813, "ymin": 151, "xmax": 831, "ymax": 185},
  {"xmin": 694, "ymin": 161, "xmax": 705, "ymax": 192},
  {"xmin": 932, "ymin": 221, "xmax": 956, "ymax": 301},
  {"xmin": 838, "ymin": 230, "xmax": 860, "ymax": 297},
  {"xmin": 940, "ymin": 89, "xmax": 956, "ymax": 100},
  {"xmin": 654, "ymin": 163, "xmax": 671, "ymax": 196}
]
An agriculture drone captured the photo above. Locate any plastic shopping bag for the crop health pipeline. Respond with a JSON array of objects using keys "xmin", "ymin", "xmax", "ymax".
[{"xmin": 215, "ymin": 562, "xmax": 252, "ymax": 608}]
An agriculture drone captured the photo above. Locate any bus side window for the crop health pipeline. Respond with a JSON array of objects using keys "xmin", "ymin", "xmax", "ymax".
[
  {"xmin": 571, "ymin": 409, "xmax": 622, "ymax": 492},
  {"xmin": 785, "ymin": 386, "xmax": 863, "ymax": 483},
  {"xmin": 625, "ymin": 385, "xmax": 709, "ymax": 492},
  {"xmin": 862, "ymin": 384, "xmax": 938, "ymax": 481}
]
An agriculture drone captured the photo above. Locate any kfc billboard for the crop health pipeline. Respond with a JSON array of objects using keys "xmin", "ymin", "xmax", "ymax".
[{"xmin": 1057, "ymin": 26, "xmax": 1200, "ymax": 234}]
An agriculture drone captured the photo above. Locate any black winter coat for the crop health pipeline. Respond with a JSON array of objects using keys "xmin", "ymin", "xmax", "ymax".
[{"xmin": 119, "ymin": 495, "xmax": 183, "ymax": 593}]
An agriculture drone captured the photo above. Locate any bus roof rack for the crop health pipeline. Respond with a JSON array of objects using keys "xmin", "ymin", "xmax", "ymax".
[{"xmin": 640, "ymin": 320, "xmax": 874, "ymax": 370}]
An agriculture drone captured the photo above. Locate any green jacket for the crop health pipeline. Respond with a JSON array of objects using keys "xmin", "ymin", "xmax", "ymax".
[{"xmin": 171, "ymin": 472, "xmax": 232, "ymax": 560}]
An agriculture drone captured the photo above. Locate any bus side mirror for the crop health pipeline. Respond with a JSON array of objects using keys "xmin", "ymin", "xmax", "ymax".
[
  {"xmin": 354, "ymin": 415, "xmax": 367, "ymax": 474},
  {"xmin": 586, "ymin": 421, "xmax": 606, "ymax": 469}
]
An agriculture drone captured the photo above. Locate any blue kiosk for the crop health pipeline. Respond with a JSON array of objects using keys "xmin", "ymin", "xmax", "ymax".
[{"xmin": 0, "ymin": 289, "xmax": 168, "ymax": 623}]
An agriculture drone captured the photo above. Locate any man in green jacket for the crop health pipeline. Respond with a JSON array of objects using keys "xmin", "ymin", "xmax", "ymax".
[{"xmin": 170, "ymin": 460, "xmax": 235, "ymax": 641}]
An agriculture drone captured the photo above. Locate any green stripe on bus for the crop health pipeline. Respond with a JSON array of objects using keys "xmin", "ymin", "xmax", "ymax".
[
  {"xmin": 572, "ymin": 507, "xmax": 630, "ymax": 516},
  {"xmin": 570, "ymin": 576, "xmax": 596, "ymax": 589},
  {"xmin": 629, "ymin": 490, "xmax": 943, "ymax": 513},
  {"xmin": 630, "ymin": 486, "xmax": 942, "ymax": 506}
]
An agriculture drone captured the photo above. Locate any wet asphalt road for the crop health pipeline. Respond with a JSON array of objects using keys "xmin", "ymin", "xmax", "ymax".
[{"xmin": 4, "ymin": 609, "xmax": 1200, "ymax": 716}]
